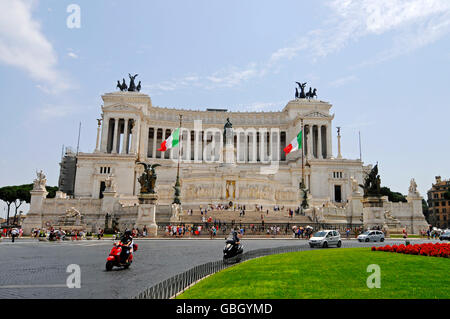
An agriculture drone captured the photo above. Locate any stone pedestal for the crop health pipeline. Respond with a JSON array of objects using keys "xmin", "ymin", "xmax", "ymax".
[
  {"xmin": 101, "ymin": 191, "xmax": 117, "ymax": 213},
  {"xmin": 406, "ymin": 194, "xmax": 429, "ymax": 234},
  {"xmin": 347, "ymin": 194, "xmax": 363, "ymax": 224},
  {"xmin": 135, "ymin": 193, "xmax": 158, "ymax": 236},
  {"xmin": 221, "ymin": 143, "xmax": 236, "ymax": 167},
  {"xmin": 362, "ymin": 196, "xmax": 384, "ymax": 230},
  {"xmin": 22, "ymin": 189, "xmax": 48, "ymax": 235}
]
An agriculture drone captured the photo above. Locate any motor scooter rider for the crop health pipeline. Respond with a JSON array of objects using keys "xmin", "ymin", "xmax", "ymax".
[
  {"xmin": 231, "ymin": 229, "xmax": 240, "ymax": 244},
  {"xmin": 119, "ymin": 230, "xmax": 134, "ymax": 263}
]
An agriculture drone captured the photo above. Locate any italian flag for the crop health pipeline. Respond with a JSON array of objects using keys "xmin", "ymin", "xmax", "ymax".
[
  {"xmin": 158, "ymin": 128, "xmax": 180, "ymax": 151},
  {"xmin": 283, "ymin": 130, "xmax": 302, "ymax": 155}
]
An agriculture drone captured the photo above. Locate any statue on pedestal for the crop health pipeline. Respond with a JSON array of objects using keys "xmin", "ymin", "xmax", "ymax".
[
  {"xmin": 115, "ymin": 74, "xmax": 140, "ymax": 92},
  {"xmin": 408, "ymin": 178, "xmax": 420, "ymax": 197},
  {"xmin": 295, "ymin": 82, "xmax": 307, "ymax": 99},
  {"xmin": 359, "ymin": 164, "xmax": 381, "ymax": 197},
  {"xmin": 223, "ymin": 118, "xmax": 233, "ymax": 144},
  {"xmin": 33, "ymin": 170, "xmax": 47, "ymax": 191},
  {"xmin": 137, "ymin": 162, "xmax": 161, "ymax": 194},
  {"xmin": 128, "ymin": 73, "xmax": 139, "ymax": 92},
  {"xmin": 104, "ymin": 174, "xmax": 117, "ymax": 192},
  {"xmin": 350, "ymin": 176, "xmax": 361, "ymax": 195}
]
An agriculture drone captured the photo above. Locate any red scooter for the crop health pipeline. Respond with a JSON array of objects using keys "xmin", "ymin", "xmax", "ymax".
[{"xmin": 105, "ymin": 241, "xmax": 138, "ymax": 271}]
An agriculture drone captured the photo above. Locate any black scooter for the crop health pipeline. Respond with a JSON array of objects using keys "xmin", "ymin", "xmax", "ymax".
[{"xmin": 223, "ymin": 236, "xmax": 243, "ymax": 263}]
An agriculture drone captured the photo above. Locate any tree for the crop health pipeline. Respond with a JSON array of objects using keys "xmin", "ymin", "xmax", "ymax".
[
  {"xmin": 380, "ymin": 186, "xmax": 407, "ymax": 203},
  {"xmin": 0, "ymin": 186, "xmax": 16, "ymax": 225},
  {"xmin": 422, "ymin": 199, "xmax": 430, "ymax": 222},
  {"xmin": 11, "ymin": 184, "xmax": 33, "ymax": 224},
  {"xmin": 45, "ymin": 186, "xmax": 58, "ymax": 198},
  {"xmin": 0, "ymin": 184, "xmax": 58, "ymax": 225}
]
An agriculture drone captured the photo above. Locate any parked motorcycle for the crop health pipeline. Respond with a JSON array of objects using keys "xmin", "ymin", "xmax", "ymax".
[{"xmin": 105, "ymin": 241, "xmax": 138, "ymax": 271}]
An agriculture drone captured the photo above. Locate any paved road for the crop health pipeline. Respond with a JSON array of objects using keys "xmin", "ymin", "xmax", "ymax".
[{"xmin": 0, "ymin": 238, "xmax": 439, "ymax": 299}]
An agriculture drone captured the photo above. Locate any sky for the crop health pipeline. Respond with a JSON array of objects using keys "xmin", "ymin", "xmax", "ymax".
[{"xmin": 1, "ymin": 0, "xmax": 450, "ymax": 217}]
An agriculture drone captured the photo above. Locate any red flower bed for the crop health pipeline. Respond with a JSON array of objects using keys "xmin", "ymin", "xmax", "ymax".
[{"xmin": 371, "ymin": 243, "xmax": 450, "ymax": 258}]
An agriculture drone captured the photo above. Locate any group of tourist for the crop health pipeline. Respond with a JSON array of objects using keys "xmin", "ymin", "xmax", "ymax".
[
  {"xmin": 188, "ymin": 204, "xmax": 311, "ymax": 225},
  {"xmin": 1, "ymin": 227, "xmax": 21, "ymax": 242},
  {"xmin": 165, "ymin": 224, "xmax": 203, "ymax": 237},
  {"xmin": 292, "ymin": 226, "xmax": 314, "ymax": 239},
  {"xmin": 30, "ymin": 227, "xmax": 89, "ymax": 240}
]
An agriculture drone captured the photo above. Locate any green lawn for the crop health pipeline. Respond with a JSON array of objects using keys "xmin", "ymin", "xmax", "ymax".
[
  {"xmin": 390, "ymin": 234, "xmax": 421, "ymax": 238},
  {"xmin": 178, "ymin": 248, "xmax": 450, "ymax": 299}
]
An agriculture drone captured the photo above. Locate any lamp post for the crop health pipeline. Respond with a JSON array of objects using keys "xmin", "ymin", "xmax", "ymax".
[
  {"xmin": 299, "ymin": 119, "xmax": 309, "ymax": 211},
  {"xmin": 173, "ymin": 114, "xmax": 182, "ymax": 205}
]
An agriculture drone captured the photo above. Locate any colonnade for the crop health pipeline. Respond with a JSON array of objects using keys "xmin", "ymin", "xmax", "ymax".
[
  {"xmin": 99, "ymin": 119, "xmax": 331, "ymax": 161},
  {"xmin": 100, "ymin": 117, "xmax": 137, "ymax": 154},
  {"xmin": 304, "ymin": 124, "xmax": 330, "ymax": 159},
  {"xmin": 144, "ymin": 127, "xmax": 288, "ymax": 163}
]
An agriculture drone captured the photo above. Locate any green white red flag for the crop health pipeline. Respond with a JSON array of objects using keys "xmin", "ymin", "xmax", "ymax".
[
  {"xmin": 158, "ymin": 128, "xmax": 180, "ymax": 151},
  {"xmin": 283, "ymin": 130, "xmax": 302, "ymax": 155}
]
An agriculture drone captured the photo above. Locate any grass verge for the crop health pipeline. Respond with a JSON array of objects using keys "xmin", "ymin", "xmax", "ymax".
[{"xmin": 177, "ymin": 248, "xmax": 449, "ymax": 299}]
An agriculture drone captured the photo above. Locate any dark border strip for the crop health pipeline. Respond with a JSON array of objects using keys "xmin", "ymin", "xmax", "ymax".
[{"xmin": 133, "ymin": 245, "xmax": 310, "ymax": 299}]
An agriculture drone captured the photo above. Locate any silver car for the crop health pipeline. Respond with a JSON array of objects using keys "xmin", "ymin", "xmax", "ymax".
[
  {"xmin": 309, "ymin": 230, "xmax": 342, "ymax": 248},
  {"xmin": 358, "ymin": 230, "xmax": 385, "ymax": 242}
]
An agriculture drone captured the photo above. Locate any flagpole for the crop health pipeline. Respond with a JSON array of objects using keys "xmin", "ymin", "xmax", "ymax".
[
  {"xmin": 359, "ymin": 130, "xmax": 362, "ymax": 161},
  {"xmin": 177, "ymin": 114, "xmax": 182, "ymax": 178},
  {"xmin": 173, "ymin": 114, "xmax": 182, "ymax": 205},
  {"xmin": 301, "ymin": 119, "xmax": 305, "ymax": 188}
]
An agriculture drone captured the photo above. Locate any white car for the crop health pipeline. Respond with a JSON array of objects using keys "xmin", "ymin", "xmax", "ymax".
[
  {"xmin": 357, "ymin": 230, "xmax": 385, "ymax": 242},
  {"xmin": 309, "ymin": 230, "xmax": 342, "ymax": 248}
]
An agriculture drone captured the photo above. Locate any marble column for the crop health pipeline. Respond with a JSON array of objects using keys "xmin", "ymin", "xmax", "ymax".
[
  {"xmin": 326, "ymin": 124, "xmax": 332, "ymax": 159},
  {"xmin": 252, "ymin": 132, "xmax": 257, "ymax": 162},
  {"xmin": 169, "ymin": 128, "xmax": 174, "ymax": 159},
  {"xmin": 161, "ymin": 128, "xmax": 167, "ymax": 159},
  {"xmin": 100, "ymin": 117, "xmax": 109, "ymax": 153},
  {"xmin": 337, "ymin": 129, "xmax": 342, "ymax": 159},
  {"xmin": 153, "ymin": 127, "xmax": 158, "ymax": 158},
  {"xmin": 244, "ymin": 133, "xmax": 248, "ymax": 163},
  {"xmin": 130, "ymin": 119, "xmax": 138, "ymax": 154},
  {"xmin": 112, "ymin": 118, "xmax": 119, "ymax": 154},
  {"xmin": 317, "ymin": 125, "xmax": 322, "ymax": 159},
  {"xmin": 194, "ymin": 130, "xmax": 199, "ymax": 162},
  {"xmin": 186, "ymin": 129, "xmax": 192, "ymax": 161},
  {"xmin": 138, "ymin": 120, "xmax": 147, "ymax": 159},
  {"xmin": 121, "ymin": 118, "xmax": 129, "ymax": 154},
  {"xmin": 306, "ymin": 125, "xmax": 312, "ymax": 160},
  {"xmin": 95, "ymin": 120, "xmax": 102, "ymax": 153}
]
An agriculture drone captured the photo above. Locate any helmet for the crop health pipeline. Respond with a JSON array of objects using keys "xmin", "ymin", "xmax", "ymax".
[{"xmin": 124, "ymin": 230, "xmax": 132, "ymax": 236}]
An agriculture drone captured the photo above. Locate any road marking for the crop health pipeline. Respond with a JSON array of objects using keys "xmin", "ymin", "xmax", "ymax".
[{"xmin": 0, "ymin": 284, "xmax": 67, "ymax": 289}]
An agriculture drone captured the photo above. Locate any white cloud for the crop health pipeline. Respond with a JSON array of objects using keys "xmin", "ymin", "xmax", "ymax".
[
  {"xmin": 329, "ymin": 75, "xmax": 358, "ymax": 88},
  {"xmin": 145, "ymin": 64, "xmax": 262, "ymax": 92},
  {"xmin": 0, "ymin": 0, "xmax": 71, "ymax": 93},
  {"xmin": 205, "ymin": 63, "xmax": 260, "ymax": 88},
  {"xmin": 36, "ymin": 103, "xmax": 78, "ymax": 121},
  {"xmin": 236, "ymin": 101, "xmax": 285, "ymax": 112},
  {"xmin": 146, "ymin": 0, "xmax": 450, "ymax": 93},
  {"xmin": 67, "ymin": 52, "xmax": 78, "ymax": 59}
]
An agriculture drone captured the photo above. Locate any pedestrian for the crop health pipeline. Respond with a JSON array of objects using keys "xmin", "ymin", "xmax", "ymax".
[
  {"xmin": 11, "ymin": 228, "xmax": 19, "ymax": 242},
  {"xmin": 143, "ymin": 225, "xmax": 148, "ymax": 237}
]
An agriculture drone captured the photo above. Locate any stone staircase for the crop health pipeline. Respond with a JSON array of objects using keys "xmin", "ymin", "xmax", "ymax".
[
  {"xmin": 155, "ymin": 205, "xmax": 172, "ymax": 223},
  {"xmin": 177, "ymin": 208, "xmax": 311, "ymax": 224}
]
